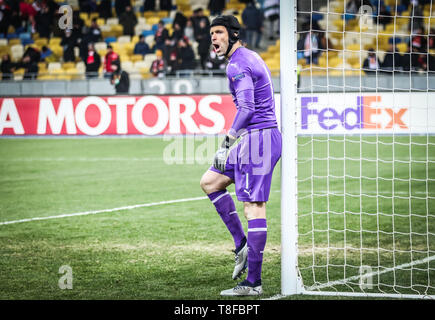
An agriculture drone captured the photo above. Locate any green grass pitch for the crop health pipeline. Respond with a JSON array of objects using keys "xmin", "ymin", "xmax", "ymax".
[{"xmin": 0, "ymin": 136, "xmax": 433, "ymax": 299}]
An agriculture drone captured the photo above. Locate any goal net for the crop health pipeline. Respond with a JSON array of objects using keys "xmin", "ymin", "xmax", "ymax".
[{"xmin": 280, "ymin": 0, "xmax": 435, "ymax": 299}]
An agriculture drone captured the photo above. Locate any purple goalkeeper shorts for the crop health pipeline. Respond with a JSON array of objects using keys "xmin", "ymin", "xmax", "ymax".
[{"xmin": 209, "ymin": 127, "xmax": 282, "ymax": 202}]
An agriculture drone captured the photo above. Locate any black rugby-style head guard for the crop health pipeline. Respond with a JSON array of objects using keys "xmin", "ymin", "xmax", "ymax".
[{"xmin": 210, "ymin": 15, "xmax": 241, "ymax": 57}]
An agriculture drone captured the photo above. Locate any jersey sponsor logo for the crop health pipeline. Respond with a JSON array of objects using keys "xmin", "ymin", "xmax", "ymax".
[{"xmin": 231, "ymin": 73, "xmax": 245, "ymax": 82}]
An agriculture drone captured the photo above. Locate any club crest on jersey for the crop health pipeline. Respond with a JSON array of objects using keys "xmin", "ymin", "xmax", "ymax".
[{"xmin": 231, "ymin": 73, "xmax": 245, "ymax": 82}]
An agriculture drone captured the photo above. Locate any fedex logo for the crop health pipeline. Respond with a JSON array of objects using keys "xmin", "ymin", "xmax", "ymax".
[{"xmin": 301, "ymin": 95, "xmax": 408, "ymax": 131}]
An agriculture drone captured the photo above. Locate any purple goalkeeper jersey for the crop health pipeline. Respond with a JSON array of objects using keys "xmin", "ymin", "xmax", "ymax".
[{"xmin": 226, "ymin": 46, "xmax": 278, "ymax": 137}]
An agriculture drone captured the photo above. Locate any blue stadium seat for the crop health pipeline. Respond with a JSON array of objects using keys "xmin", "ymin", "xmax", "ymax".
[
  {"xmin": 161, "ymin": 17, "xmax": 173, "ymax": 25},
  {"xmin": 21, "ymin": 38, "xmax": 34, "ymax": 46},
  {"xmin": 142, "ymin": 30, "xmax": 155, "ymax": 37},
  {"xmin": 19, "ymin": 32, "xmax": 31, "ymax": 40},
  {"xmin": 105, "ymin": 37, "xmax": 117, "ymax": 43},
  {"xmin": 7, "ymin": 33, "xmax": 18, "ymax": 39}
]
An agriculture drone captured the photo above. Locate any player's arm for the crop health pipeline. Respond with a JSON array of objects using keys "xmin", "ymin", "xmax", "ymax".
[{"xmin": 213, "ymin": 64, "xmax": 255, "ymax": 172}]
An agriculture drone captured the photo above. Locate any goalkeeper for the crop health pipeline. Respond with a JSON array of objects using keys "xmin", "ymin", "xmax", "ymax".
[{"xmin": 199, "ymin": 15, "xmax": 282, "ymax": 296}]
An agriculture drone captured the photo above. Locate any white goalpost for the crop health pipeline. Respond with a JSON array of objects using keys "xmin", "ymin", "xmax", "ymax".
[{"xmin": 280, "ymin": 0, "xmax": 435, "ymax": 299}]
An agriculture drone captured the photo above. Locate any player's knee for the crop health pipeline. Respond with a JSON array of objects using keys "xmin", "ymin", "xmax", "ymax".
[
  {"xmin": 244, "ymin": 202, "xmax": 266, "ymax": 220},
  {"xmin": 200, "ymin": 172, "xmax": 214, "ymax": 194}
]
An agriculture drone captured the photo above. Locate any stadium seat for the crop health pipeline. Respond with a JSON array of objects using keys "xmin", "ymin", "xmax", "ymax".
[
  {"xmin": 130, "ymin": 54, "xmax": 144, "ymax": 62},
  {"xmin": 118, "ymin": 36, "xmax": 131, "ymax": 44},
  {"xmin": 35, "ymin": 38, "xmax": 48, "ymax": 47},
  {"xmin": 106, "ymin": 17, "xmax": 119, "ymax": 25},
  {"xmin": 397, "ymin": 42, "xmax": 408, "ymax": 53},
  {"xmin": 62, "ymin": 62, "xmax": 76, "ymax": 70},
  {"xmin": 110, "ymin": 24, "xmax": 124, "ymax": 37},
  {"xmin": 145, "ymin": 35, "xmax": 155, "ymax": 48},
  {"xmin": 142, "ymin": 30, "xmax": 155, "ymax": 37},
  {"xmin": 95, "ymin": 41, "xmax": 108, "ymax": 52},
  {"xmin": 134, "ymin": 60, "xmax": 148, "ymax": 71},
  {"xmin": 105, "ymin": 37, "xmax": 117, "ymax": 44},
  {"xmin": 121, "ymin": 61, "xmax": 134, "ymax": 73},
  {"xmin": 8, "ymin": 38, "xmax": 21, "ymax": 46},
  {"xmin": 11, "ymin": 44, "xmax": 24, "ymax": 61},
  {"xmin": 48, "ymin": 62, "xmax": 62, "ymax": 72}
]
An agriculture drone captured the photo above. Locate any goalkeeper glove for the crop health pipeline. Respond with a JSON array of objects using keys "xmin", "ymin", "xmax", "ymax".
[{"xmin": 213, "ymin": 135, "xmax": 236, "ymax": 173}]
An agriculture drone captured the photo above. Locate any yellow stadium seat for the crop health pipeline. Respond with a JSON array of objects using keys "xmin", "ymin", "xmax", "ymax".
[
  {"xmin": 49, "ymin": 37, "xmax": 62, "ymax": 46},
  {"xmin": 130, "ymin": 54, "xmax": 143, "ymax": 62},
  {"xmin": 62, "ymin": 62, "xmax": 75, "ymax": 70},
  {"xmin": 35, "ymin": 38, "xmax": 48, "ymax": 47},
  {"xmin": 397, "ymin": 43, "xmax": 408, "ymax": 53},
  {"xmin": 8, "ymin": 38, "xmax": 21, "ymax": 46}
]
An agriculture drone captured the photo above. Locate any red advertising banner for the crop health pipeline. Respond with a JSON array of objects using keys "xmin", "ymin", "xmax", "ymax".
[{"xmin": 0, "ymin": 95, "xmax": 237, "ymax": 136}]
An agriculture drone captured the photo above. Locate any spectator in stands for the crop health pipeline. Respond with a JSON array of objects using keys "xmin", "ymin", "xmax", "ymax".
[
  {"xmin": 143, "ymin": 0, "xmax": 156, "ymax": 11},
  {"xmin": 205, "ymin": 50, "xmax": 226, "ymax": 75},
  {"xmin": 110, "ymin": 59, "xmax": 129, "ymax": 94},
  {"xmin": 184, "ymin": 19, "xmax": 195, "ymax": 44},
  {"xmin": 0, "ymin": 0, "xmax": 12, "ymax": 37},
  {"xmin": 150, "ymin": 49, "xmax": 166, "ymax": 77},
  {"xmin": 115, "ymin": 0, "xmax": 130, "ymax": 18},
  {"xmin": 303, "ymin": 31, "xmax": 320, "ymax": 65},
  {"xmin": 154, "ymin": 20, "xmax": 170, "ymax": 51},
  {"xmin": 40, "ymin": 46, "xmax": 54, "ymax": 62},
  {"xmin": 1, "ymin": 54, "xmax": 15, "ymax": 80},
  {"xmin": 208, "ymin": 0, "xmax": 225, "ymax": 16},
  {"xmin": 172, "ymin": 22, "xmax": 185, "ymax": 42},
  {"xmin": 378, "ymin": 3, "xmax": 392, "ymax": 29},
  {"xmin": 88, "ymin": 18, "xmax": 102, "ymax": 43},
  {"xmin": 429, "ymin": 28, "xmax": 435, "ymax": 49},
  {"xmin": 85, "ymin": 42, "xmax": 101, "ymax": 78},
  {"xmin": 23, "ymin": 46, "xmax": 41, "ymax": 64},
  {"xmin": 97, "ymin": 0, "xmax": 112, "ymax": 19},
  {"xmin": 345, "ymin": 0, "xmax": 359, "ymax": 15},
  {"xmin": 61, "ymin": 29, "xmax": 78, "ymax": 62},
  {"xmin": 411, "ymin": 46, "xmax": 428, "ymax": 72},
  {"xmin": 174, "ymin": 11, "xmax": 188, "ymax": 31},
  {"xmin": 35, "ymin": 1, "xmax": 55, "ymax": 39},
  {"xmin": 242, "ymin": 1, "xmax": 264, "ymax": 49},
  {"xmin": 160, "ymin": 0, "xmax": 172, "ymax": 11},
  {"xmin": 411, "ymin": 27, "xmax": 427, "ymax": 53},
  {"xmin": 195, "ymin": 18, "xmax": 211, "ymax": 70},
  {"xmin": 362, "ymin": 48, "xmax": 380, "ymax": 74},
  {"xmin": 19, "ymin": 0, "xmax": 38, "ymax": 33},
  {"xmin": 409, "ymin": 1, "xmax": 425, "ymax": 34},
  {"xmin": 119, "ymin": 5, "xmax": 137, "ymax": 37},
  {"xmin": 191, "ymin": 8, "xmax": 209, "ymax": 36},
  {"xmin": 20, "ymin": 54, "xmax": 39, "ymax": 80},
  {"xmin": 176, "ymin": 36, "xmax": 196, "ymax": 73},
  {"xmin": 104, "ymin": 45, "xmax": 120, "ymax": 78},
  {"xmin": 381, "ymin": 44, "xmax": 403, "ymax": 73},
  {"xmin": 163, "ymin": 38, "xmax": 178, "ymax": 75},
  {"xmin": 263, "ymin": 0, "xmax": 279, "ymax": 40},
  {"xmin": 134, "ymin": 35, "xmax": 151, "ymax": 56}
]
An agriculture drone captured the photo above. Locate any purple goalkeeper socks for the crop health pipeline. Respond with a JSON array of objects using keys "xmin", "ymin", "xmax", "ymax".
[
  {"xmin": 246, "ymin": 218, "xmax": 267, "ymax": 284},
  {"xmin": 208, "ymin": 190, "xmax": 246, "ymax": 249}
]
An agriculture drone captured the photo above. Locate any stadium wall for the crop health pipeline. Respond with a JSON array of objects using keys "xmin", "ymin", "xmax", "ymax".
[{"xmin": 1, "ymin": 75, "xmax": 435, "ymax": 96}]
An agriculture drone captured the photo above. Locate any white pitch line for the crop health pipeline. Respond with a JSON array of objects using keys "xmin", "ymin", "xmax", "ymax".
[
  {"xmin": 306, "ymin": 254, "xmax": 435, "ymax": 291},
  {"xmin": 0, "ymin": 190, "xmax": 285, "ymax": 227},
  {"xmin": 264, "ymin": 255, "xmax": 435, "ymax": 300},
  {"xmin": 0, "ymin": 194, "xmax": 230, "ymax": 226}
]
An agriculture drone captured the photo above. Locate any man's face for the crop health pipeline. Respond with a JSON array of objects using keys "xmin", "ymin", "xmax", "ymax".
[{"xmin": 210, "ymin": 25, "xmax": 228, "ymax": 57}]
